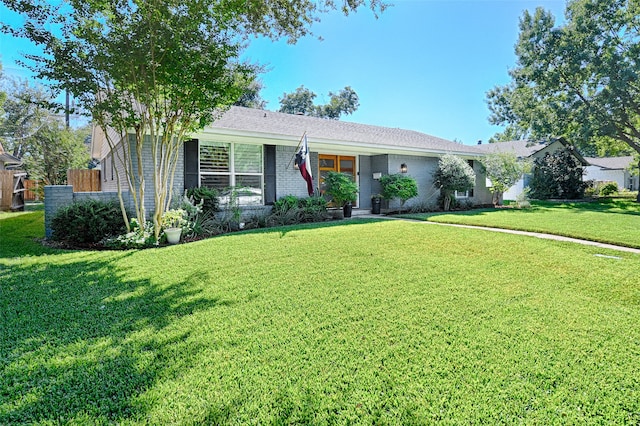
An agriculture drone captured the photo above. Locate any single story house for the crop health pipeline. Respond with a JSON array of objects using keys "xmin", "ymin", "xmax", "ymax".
[
  {"xmin": 92, "ymin": 106, "xmax": 493, "ymax": 213},
  {"xmin": 475, "ymin": 138, "xmax": 588, "ymax": 200},
  {"xmin": 583, "ymin": 156, "xmax": 638, "ymax": 191}
]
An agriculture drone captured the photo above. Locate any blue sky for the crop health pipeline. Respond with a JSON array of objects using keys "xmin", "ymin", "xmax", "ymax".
[
  {"xmin": 241, "ymin": 0, "xmax": 567, "ymax": 145},
  {"xmin": 1, "ymin": 0, "xmax": 567, "ymax": 144}
]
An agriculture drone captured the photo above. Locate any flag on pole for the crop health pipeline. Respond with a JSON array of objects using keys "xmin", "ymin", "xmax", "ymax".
[{"xmin": 295, "ymin": 134, "xmax": 314, "ymax": 196}]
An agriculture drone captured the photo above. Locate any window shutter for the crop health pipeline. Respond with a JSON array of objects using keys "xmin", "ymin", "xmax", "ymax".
[{"xmin": 184, "ymin": 139, "xmax": 199, "ymax": 189}]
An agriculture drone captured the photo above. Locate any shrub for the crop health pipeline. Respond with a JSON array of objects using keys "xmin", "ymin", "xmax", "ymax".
[
  {"xmin": 51, "ymin": 199, "xmax": 127, "ymax": 244},
  {"xmin": 323, "ymin": 172, "xmax": 358, "ymax": 207},
  {"xmin": 186, "ymin": 186, "xmax": 219, "ymax": 213},
  {"xmin": 272, "ymin": 195, "xmax": 300, "ymax": 214},
  {"xmin": 300, "ymin": 195, "xmax": 329, "ymax": 222},
  {"xmin": 433, "ymin": 155, "xmax": 475, "ymax": 211},
  {"xmin": 529, "ymin": 148, "xmax": 586, "ymax": 199},
  {"xmin": 103, "ymin": 219, "xmax": 158, "ymax": 249},
  {"xmin": 599, "ymin": 182, "xmax": 619, "ymax": 196},
  {"xmin": 268, "ymin": 195, "xmax": 328, "ymax": 226},
  {"xmin": 379, "ymin": 174, "xmax": 418, "ymax": 211},
  {"xmin": 480, "ymin": 152, "xmax": 530, "ymax": 206}
]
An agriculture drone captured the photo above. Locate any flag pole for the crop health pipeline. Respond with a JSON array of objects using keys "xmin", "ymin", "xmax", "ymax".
[{"xmin": 287, "ymin": 131, "xmax": 307, "ymax": 169}]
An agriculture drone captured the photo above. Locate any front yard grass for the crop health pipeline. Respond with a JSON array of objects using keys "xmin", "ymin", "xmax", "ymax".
[
  {"xmin": 1, "ymin": 210, "xmax": 639, "ymax": 423},
  {"xmin": 400, "ymin": 198, "xmax": 640, "ymax": 249}
]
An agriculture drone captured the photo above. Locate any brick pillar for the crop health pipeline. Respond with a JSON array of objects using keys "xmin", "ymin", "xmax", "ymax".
[{"xmin": 44, "ymin": 185, "xmax": 74, "ymax": 238}]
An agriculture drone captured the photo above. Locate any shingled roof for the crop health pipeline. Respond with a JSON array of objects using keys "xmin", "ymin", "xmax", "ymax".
[
  {"xmin": 475, "ymin": 138, "xmax": 588, "ymax": 165},
  {"xmin": 474, "ymin": 140, "xmax": 545, "ymax": 158},
  {"xmin": 206, "ymin": 107, "xmax": 484, "ymax": 156},
  {"xmin": 585, "ymin": 156, "xmax": 635, "ymax": 170}
]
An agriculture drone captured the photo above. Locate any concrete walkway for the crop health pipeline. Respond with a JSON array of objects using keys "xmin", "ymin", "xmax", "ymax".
[{"xmin": 353, "ymin": 213, "xmax": 640, "ymax": 255}]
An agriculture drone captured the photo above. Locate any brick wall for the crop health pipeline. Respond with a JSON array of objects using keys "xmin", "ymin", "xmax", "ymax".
[
  {"xmin": 101, "ymin": 135, "xmax": 185, "ymax": 214},
  {"xmin": 275, "ymin": 145, "xmax": 318, "ymax": 198},
  {"xmin": 44, "ymin": 186, "xmax": 133, "ymax": 238}
]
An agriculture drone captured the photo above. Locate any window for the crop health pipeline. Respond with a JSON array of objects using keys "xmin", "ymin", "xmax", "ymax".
[{"xmin": 199, "ymin": 141, "xmax": 263, "ymax": 205}]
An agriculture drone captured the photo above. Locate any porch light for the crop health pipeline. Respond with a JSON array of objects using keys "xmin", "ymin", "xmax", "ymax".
[{"xmin": 400, "ymin": 163, "xmax": 408, "ymax": 173}]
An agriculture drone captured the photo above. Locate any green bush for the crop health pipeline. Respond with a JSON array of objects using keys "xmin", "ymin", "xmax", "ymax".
[
  {"xmin": 186, "ymin": 186, "xmax": 219, "ymax": 213},
  {"xmin": 51, "ymin": 199, "xmax": 128, "ymax": 244},
  {"xmin": 323, "ymin": 172, "xmax": 358, "ymax": 207},
  {"xmin": 529, "ymin": 148, "xmax": 586, "ymax": 199},
  {"xmin": 272, "ymin": 195, "xmax": 300, "ymax": 214},
  {"xmin": 380, "ymin": 173, "xmax": 418, "ymax": 210},
  {"xmin": 269, "ymin": 195, "xmax": 328, "ymax": 225},
  {"xmin": 599, "ymin": 182, "xmax": 619, "ymax": 196}
]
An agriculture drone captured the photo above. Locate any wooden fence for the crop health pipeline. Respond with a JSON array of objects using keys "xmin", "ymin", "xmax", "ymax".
[
  {"xmin": 24, "ymin": 179, "xmax": 43, "ymax": 201},
  {"xmin": 0, "ymin": 170, "xmax": 26, "ymax": 211},
  {"xmin": 67, "ymin": 169, "xmax": 101, "ymax": 192}
]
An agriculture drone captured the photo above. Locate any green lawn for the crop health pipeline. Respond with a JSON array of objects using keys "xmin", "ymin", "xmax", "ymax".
[
  {"xmin": 1, "ymin": 210, "xmax": 640, "ymax": 423},
  {"xmin": 400, "ymin": 198, "xmax": 640, "ymax": 249}
]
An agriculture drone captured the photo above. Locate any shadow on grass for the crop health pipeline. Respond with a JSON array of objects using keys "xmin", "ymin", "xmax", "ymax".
[{"xmin": 0, "ymin": 253, "xmax": 232, "ymax": 423}]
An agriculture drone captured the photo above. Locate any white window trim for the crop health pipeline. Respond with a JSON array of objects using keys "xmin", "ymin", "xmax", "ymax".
[{"xmin": 199, "ymin": 141, "xmax": 264, "ymax": 205}]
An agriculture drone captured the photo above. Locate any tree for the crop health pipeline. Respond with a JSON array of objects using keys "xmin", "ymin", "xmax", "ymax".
[
  {"xmin": 0, "ymin": 76, "xmax": 51, "ymax": 159},
  {"xmin": 479, "ymin": 152, "xmax": 530, "ymax": 206},
  {"xmin": 234, "ymin": 78, "xmax": 267, "ymax": 109},
  {"xmin": 528, "ymin": 148, "xmax": 586, "ymax": 200},
  {"xmin": 2, "ymin": 0, "xmax": 385, "ymax": 240},
  {"xmin": 24, "ymin": 123, "xmax": 90, "ymax": 185},
  {"xmin": 486, "ymin": 0, "xmax": 640, "ymax": 201},
  {"xmin": 278, "ymin": 86, "xmax": 316, "ymax": 115},
  {"xmin": 433, "ymin": 154, "xmax": 475, "ymax": 211},
  {"xmin": 0, "ymin": 74, "xmax": 88, "ymax": 182},
  {"xmin": 378, "ymin": 173, "xmax": 418, "ymax": 212},
  {"xmin": 279, "ymin": 85, "xmax": 360, "ymax": 119}
]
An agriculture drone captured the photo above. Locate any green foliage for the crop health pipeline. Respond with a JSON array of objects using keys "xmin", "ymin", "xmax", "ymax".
[
  {"xmin": 278, "ymin": 85, "xmax": 360, "ymax": 119},
  {"xmin": 529, "ymin": 149, "xmax": 586, "ymax": 199},
  {"xmin": 323, "ymin": 171, "xmax": 358, "ymax": 207},
  {"xmin": 486, "ymin": 0, "xmax": 640, "ymax": 169},
  {"xmin": 161, "ymin": 209, "xmax": 187, "ymax": 229},
  {"xmin": 51, "ymin": 199, "xmax": 127, "ymax": 244},
  {"xmin": 103, "ymin": 219, "xmax": 158, "ymax": 249},
  {"xmin": 378, "ymin": 173, "xmax": 418, "ymax": 210},
  {"xmin": 480, "ymin": 152, "xmax": 530, "ymax": 205},
  {"xmin": 599, "ymin": 182, "xmax": 619, "ymax": 197},
  {"xmin": 586, "ymin": 180, "xmax": 619, "ymax": 198},
  {"xmin": 269, "ymin": 195, "xmax": 328, "ymax": 225},
  {"xmin": 515, "ymin": 188, "xmax": 532, "ymax": 209},
  {"xmin": 186, "ymin": 187, "xmax": 219, "ymax": 214},
  {"xmin": 0, "ymin": 76, "xmax": 89, "ymax": 183},
  {"xmin": 433, "ymin": 154, "xmax": 475, "ymax": 211}
]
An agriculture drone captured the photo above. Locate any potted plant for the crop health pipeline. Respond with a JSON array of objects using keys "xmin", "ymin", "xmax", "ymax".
[
  {"xmin": 323, "ymin": 171, "xmax": 358, "ymax": 218},
  {"xmin": 371, "ymin": 193, "xmax": 382, "ymax": 214},
  {"xmin": 161, "ymin": 208, "xmax": 187, "ymax": 244}
]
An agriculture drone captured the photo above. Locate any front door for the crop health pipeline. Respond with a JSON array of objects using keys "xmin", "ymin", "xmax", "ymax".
[{"xmin": 319, "ymin": 154, "xmax": 357, "ymax": 207}]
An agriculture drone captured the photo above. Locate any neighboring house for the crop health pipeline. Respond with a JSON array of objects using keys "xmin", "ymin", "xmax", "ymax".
[
  {"xmin": 475, "ymin": 138, "xmax": 588, "ymax": 200},
  {"xmin": 584, "ymin": 156, "xmax": 638, "ymax": 191},
  {"xmin": 92, "ymin": 106, "xmax": 493, "ymax": 213},
  {"xmin": 0, "ymin": 142, "xmax": 22, "ymax": 170}
]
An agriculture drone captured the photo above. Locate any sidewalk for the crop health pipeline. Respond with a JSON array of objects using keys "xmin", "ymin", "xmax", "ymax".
[{"xmin": 353, "ymin": 213, "xmax": 640, "ymax": 254}]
